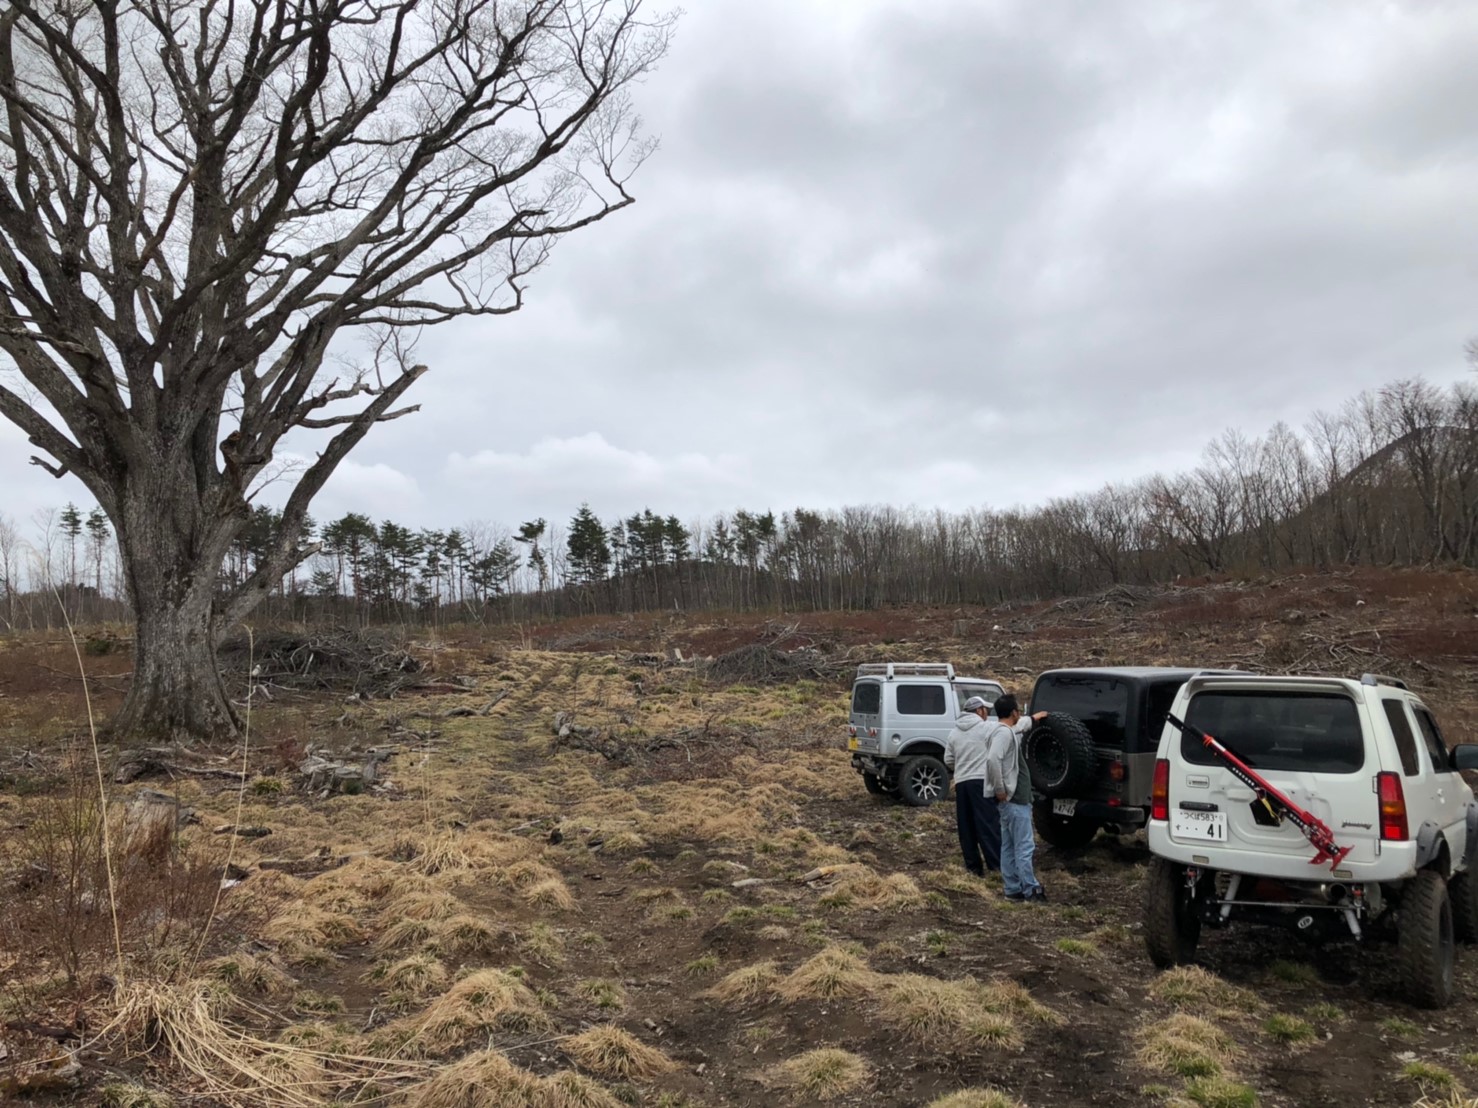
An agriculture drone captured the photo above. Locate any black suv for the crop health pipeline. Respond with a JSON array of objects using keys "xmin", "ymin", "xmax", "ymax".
[{"xmin": 1025, "ymin": 667, "xmax": 1238, "ymax": 848}]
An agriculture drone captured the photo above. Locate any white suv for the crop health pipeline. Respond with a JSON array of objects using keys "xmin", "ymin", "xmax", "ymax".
[
  {"xmin": 848, "ymin": 663, "xmax": 1004, "ymax": 806},
  {"xmin": 1145, "ymin": 672, "xmax": 1478, "ymax": 1008}
]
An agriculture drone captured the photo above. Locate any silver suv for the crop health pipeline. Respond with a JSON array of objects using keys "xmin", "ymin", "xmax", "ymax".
[
  {"xmin": 848, "ymin": 663, "xmax": 1003, "ymax": 806},
  {"xmin": 1145, "ymin": 672, "xmax": 1478, "ymax": 1007}
]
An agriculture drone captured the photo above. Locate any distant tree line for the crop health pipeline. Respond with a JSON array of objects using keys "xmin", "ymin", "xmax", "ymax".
[{"xmin": 1, "ymin": 377, "xmax": 1473, "ymax": 631}]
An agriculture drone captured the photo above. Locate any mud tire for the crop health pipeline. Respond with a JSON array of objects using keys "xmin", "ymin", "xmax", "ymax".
[
  {"xmin": 1026, "ymin": 713, "xmax": 1098, "ymax": 798},
  {"xmin": 897, "ymin": 755, "xmax": 949, "ymax": 807},
  {"xmin": 1144, "ymin": 856, "xmax": 1201, "ymax": 968},
  {"xmin": 1399, "ymin": 869, "xmax": 1455, "ymax": 1009}
]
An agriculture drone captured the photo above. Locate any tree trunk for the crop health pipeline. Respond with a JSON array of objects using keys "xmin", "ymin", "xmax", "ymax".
[
  {"xmin": 113, "ymin": 589, "xmax": 239, "ymax": 742},
  {"xmin": 110, "ymin": 455, "xmax": 242, "ymax": 743}
]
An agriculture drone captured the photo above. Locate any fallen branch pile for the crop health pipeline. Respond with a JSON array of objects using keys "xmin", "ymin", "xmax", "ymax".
[{"xmin": 217, "ymin": 629, "xmax": 422, "ymax": 697}]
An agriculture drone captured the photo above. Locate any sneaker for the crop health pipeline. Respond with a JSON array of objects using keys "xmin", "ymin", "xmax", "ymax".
[
  {"xmin": 1025, "ymin": 887, "xmax": 1048, "ymax": 903},
  {"xmin": 1004, "ymin": 891, "xmax": 1026, "ymax": 902}
]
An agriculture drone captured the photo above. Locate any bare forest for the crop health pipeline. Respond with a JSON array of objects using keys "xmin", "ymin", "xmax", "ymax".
[{"xmin": 2, "ymin": 376, "xmax": 1473, "ymax": 633}]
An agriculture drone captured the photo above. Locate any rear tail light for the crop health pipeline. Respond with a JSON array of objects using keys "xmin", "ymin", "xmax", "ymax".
[
  {"xmin": 1377, "ymin": 772, "xmax": 1409, "ymax": 841},
  {"xmin": 1108, "ymin": 761, "xmax": 1126, "ymax": 783},
  {"xmin": 1150, "ymin": 759, "xmax": 1170, "ymax": 821},
  {"xmin": 848, "ymin": 725, "xmax": 857, "ymax": 738}
]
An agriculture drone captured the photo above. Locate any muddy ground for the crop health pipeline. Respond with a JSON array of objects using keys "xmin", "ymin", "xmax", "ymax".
[{"xmin": 0, "ymin": 566, "xmax": 1476, "ymax": 1107}]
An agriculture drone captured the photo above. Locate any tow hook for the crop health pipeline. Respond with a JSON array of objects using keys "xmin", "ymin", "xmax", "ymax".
[{"xmin": 1184, "ymin": 865, "xmax": 1201, "ymax": 891}]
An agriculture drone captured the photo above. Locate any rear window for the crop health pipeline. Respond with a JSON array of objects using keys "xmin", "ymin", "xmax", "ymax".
[
  {"xmin": 852, "ymin": 682, "xmax": 881, "ymax": 715},
  {"xmin": 896, "ymin": 684, "xmax": 947, "ymax": 716},
  {"xmin": 1032, "ymin": 676, "xmax": 1129, "ymax": 747},
  {"xmin": 1381, "ymin": 699, "xmax": 1420, "ymax": 776},
  {"xmin": 1183, "ymin": 691, "xmax": 1364, "ymax": 774},
  {"xmin": 956, "ymin": 684, "xmax": 1002, "ymax": 713},
  {"xmin": 1415, "ymin": 709, "xmax": 1451, "ymax": 773}
]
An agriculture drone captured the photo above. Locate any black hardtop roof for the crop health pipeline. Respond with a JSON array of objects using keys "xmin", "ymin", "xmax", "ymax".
[{"xmin": 1035, "ymin": 666, "xmax": 1239, "ymax": 683}]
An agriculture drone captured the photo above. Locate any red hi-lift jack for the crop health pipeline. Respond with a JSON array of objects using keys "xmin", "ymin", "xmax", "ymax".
[{"xmin": 1165, "ymin": 713, "xmax": 1354, "ymax": 872}]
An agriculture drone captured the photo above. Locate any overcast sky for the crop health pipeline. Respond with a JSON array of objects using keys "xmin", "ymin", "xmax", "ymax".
[{"xmin": 4, "ymin": 0, "xmax": 1478, "ymax": 536}]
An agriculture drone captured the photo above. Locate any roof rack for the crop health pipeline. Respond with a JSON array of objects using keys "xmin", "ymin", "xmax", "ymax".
[
  {"xmin": 1360, "ymin": 673, "xmax": 1409, "ymax": 690},
  {"xmin": 856, "ymin": 662, "xmax": 954, "ymax": 680}
]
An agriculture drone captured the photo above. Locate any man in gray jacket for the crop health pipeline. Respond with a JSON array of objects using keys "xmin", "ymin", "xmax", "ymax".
[
  {"xmin": 985, "ymin": 694, "xmax": 1051, "ymax": 902},
  {"xmin": 943, "ymin": 696, "xmax": 1000, "ymax": 875}
]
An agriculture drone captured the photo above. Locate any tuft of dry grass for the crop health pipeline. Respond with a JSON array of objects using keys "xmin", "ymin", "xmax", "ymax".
[
  {"xmin": 541, "ymin": 1070, "xmax": 624, "ymax": 1108},
  {"xmin": 100, "ymin": 1083, "xmax": 175, "ymax": 1107},
  {"xmin": 524, "ymin": 877, "xmax": 577, "ymax": 911},
  {"xmin": 203, "ymin": 952, "xmax": 295, "ymax": 997},
  {"xmin": 437, "ymin": 914, "xmax": 501, "ymax": 956},
  {"xmin": 381, "ymin": 890, "xmax": 460, "ymax": 923},
  {"xmin": 706, "ymin": 960, "xmax": 780, "ymax": 1003},
  {"xmin": 563, "ymin": 1024, "xmax": 677, "ymax": 1079},
  {"xmin": 876, "ymin": 974, "xmax": 1020, "ymax": 1050},
  {"xmin": 816, "ymin": 866, "xmax": 924, "ymax": 913},
  {"xmin": 1136, "ymin": 1013, "xmax": 1237, "ymax": 1079},
  {"xmin": 600, "ymin": 830, "xmax": 647, "ymax": 855},
  {"xmin": 576, "ymin": 978, "xmax": 626, "ymax": 1012},
  {"xmin": 411, "ymin": 1048, "xmax": 544, "ymax": 1107},
  {"xmin": 768, "ymin": 1048, "xmax": 871, "ymax": 1100},
  {"xmin": 1149, "ymin": 967, "xmax": 1259, "ymax": 1015},
  {"xmin": 265, "ymin": 903, "xmax": 364, "ymax": 950},
  {"xmin": 102, "ymin": 977, "xmax": 430, "ymax": 1108},
  {"xmin": 925, "ymin": 1091, "xmax": 1024, "ymax": 1108},
  {"xmin": 775, "ymin": 947, "xmax": 878, "ymax": 1002},
  {"xmin": 374, "ymin": 915, "xmax": 437, "ymax": 955},
  {"xmin": 406, "ymin": 969, "xmax": 550, "ymax": 1055},
  {"xmin": 371, "ymin": 952, "xmax": 448, "ymax": 997}
]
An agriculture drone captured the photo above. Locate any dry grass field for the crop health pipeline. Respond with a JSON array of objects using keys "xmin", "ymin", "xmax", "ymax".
[{"xmin": 1, "ymin": 566, "xmax": 1477, "ymax": 1106}]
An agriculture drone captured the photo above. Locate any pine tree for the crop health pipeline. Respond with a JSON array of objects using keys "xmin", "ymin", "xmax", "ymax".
[
  {"xmin": 85, "ymin": 507, "xmax": 111, "ymax": 595},
  {"xmin": 566, "ymin": 505, "xmax": 611, "ymax": 585},
  {"xmin": 516, "ymin": 519, "xmax": 549, "ymax": 591},
  {"xmin": 58, "ymin": 502, "xmax": 83, "ymax": 585}
]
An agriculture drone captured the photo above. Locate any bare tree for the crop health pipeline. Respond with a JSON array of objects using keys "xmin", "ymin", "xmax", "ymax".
[
  {"xmin": 0, "ymin": 0, "xmax": 674, "ymax": 738},
  {"xmin": 0, "ymin": 511, "xmax": 21, "ymax": 629}
]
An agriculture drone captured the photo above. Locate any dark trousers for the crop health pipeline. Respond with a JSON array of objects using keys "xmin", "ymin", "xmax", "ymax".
[{"xmin": 954, "ymin": 778, "xmax": 1001, "ymax": 874}]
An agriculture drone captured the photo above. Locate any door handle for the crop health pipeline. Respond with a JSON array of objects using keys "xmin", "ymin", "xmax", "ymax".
[{"xmin": 1226, "ymin": 787, "xmax": 1256, "ymax": 802}]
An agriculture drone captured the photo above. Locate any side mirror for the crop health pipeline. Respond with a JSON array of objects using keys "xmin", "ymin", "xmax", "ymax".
[{"xmin": 1451, "ymin": 745, "xmax": 1478, "ymax": 772}]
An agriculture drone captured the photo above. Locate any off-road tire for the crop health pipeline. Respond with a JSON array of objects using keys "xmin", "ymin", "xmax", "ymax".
[
  {"xmin": 1026, "ymin": 713, "xmax": 1098, "ymax": 798},
  {"xmin": 1398, "ymin": 869, "xmax": 1456, "ymax": 1009},
  {"xmin": 862, "ymin": 771, "xmax": 889, "ymax": 797},
  {"xmin": 1033, "ymin": 798, "xmax": 1100, "ymax": 849},
  {"xmin": 1143, "ymin": 856, "xmax": 1201, "ymax": 968},
  {"xmin": 1449, "ymin": 868, "xmax": 1478, "ymax": 943},
  {"xmin": 897, "ymin": 755, "xmax": 949, "ymax": 807}
]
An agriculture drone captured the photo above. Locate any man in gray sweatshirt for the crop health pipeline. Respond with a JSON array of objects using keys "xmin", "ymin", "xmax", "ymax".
[
  {"xmin": 943, "ymin": 696, "xmax": 1000, "ymax": 875},
  {"xmin": 985, "ymin": 693, "xmax": 1051, "ymax": 902}
]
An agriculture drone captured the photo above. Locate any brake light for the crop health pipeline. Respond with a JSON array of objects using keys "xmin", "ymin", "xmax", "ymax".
[
  {"xmin": 848, "ymin": 725, "xmax": 857, "ymax": 738},
  {"xmin": 1377, "ymin": 772, "xmax": 1408, "ymax": 841},
  {"xmin": 1151, "ymin": 759, "xmax": 1170, "ymax": 821},
  {"xmin": 1109, "ymin": 761, "xmax": 1126, "ymax": 782}
]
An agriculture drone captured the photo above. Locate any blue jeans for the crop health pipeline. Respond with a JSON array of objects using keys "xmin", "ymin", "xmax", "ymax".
[{"xmin": 999, "ymin": 801, "xmax": 1040, "ymax": 896}]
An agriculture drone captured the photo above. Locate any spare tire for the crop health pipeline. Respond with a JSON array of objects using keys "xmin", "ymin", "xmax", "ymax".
[{"xmin": 1026, "ymin": 713, "xmax": 1098, "ymax": 798}]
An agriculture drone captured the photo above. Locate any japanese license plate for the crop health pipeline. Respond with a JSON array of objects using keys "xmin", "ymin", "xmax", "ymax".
[
  {"xmin": 847, "ymin": 736, "xmax": 859, "ymax": 751},
  {"xmin": 1052, "ymin": 799, "xmax": 1076, "ymax": 816},
  {"xmin": 1172, "ymin": 809, "xmax": 1227, "ymax": 842}
]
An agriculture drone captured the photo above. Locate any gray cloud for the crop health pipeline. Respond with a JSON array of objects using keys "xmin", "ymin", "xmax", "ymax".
[{"xmin": 4, "ymin": 0, "xmax": 1477, "ymax": 535}]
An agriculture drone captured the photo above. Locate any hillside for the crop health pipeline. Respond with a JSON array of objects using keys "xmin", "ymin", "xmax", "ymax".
[{"xmin": 0, "ymin": 566, "xmax": 1475, "ymax": 1106}]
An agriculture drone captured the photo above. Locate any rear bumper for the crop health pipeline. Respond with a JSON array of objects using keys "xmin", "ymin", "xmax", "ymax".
[
  {"xmin": 1147, "ymin": 822, "xmax": 1413, "ymax": 880},
  {"xmin": 1043, "ymin": 798, "xmax": 1146, "ymax": 827},
  {"xmin": 853, "ymin": 754, "xmax": 892, "ymax": 777}
]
